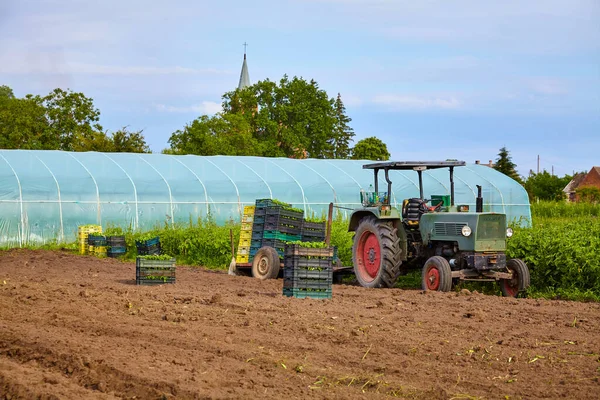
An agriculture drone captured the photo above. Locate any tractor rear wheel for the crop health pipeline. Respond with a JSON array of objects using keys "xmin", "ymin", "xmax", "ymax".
[
  {"xmin": 352, "ymin": 216, "xmax": 401, "ymax": 288},
  {"xmin": 500, "ymin": 258, "xmax": 530, "ymax": 297},
  {"xmin": 252, "ymin": 246, "xmax": 280, "ymax": 280},
  {"xmin": 422, "ymin": 256, "xmax": 452, "ymax": 292}
]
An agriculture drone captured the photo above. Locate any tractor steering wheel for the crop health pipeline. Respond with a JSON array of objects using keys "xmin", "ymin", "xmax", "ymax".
[{"xmin": 423, "ymin": 198, "xmax": 443, "ymax": 212}]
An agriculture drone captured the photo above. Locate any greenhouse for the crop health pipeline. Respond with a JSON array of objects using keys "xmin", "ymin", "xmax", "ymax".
[{"xmin": 0, "ymin": 150, "xmax": 531, "ymax": 246}]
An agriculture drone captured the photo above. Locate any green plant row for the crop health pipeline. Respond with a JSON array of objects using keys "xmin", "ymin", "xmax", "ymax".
[
  {"xmin": 285, "ymin": 241, "xmax": 329, "ymax": 248},
  {"xmin": 137, "ymin": 254, "xmax": 173, "ymax": 261}
]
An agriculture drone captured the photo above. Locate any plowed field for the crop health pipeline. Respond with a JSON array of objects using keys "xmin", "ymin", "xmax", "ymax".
[{"xmin": 0, "ymin": 249, "xmax": 598, "ymax": 399}]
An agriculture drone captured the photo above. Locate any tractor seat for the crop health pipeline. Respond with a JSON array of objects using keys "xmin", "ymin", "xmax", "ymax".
[{"xmin": 402, "ymin": 198, "xmax": 428, "ymax": 227}]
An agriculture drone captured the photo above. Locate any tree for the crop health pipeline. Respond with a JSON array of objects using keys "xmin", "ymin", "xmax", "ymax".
[
  {"xmin": 0, "ymin": 85, "xmax": 15, "ymax": 100},
  {"xmin": 523, "ymin": 171, "xmax": 571, "ymax": 201},
  {"xmin": 171, "ymin": 75, "xmax": 354, "ymax": 158},
  {"xmin": 0, "ymin": 95, "xmax": 53, "ymax": 150},
  {"xmin": 494, "ymin": 147, "xmax": 522, "ymax": 183},
  {"xmin": 168, "ymin": 114, "xmax": 260, "ymax": 156},
  {"xmin": 110, "ymin": 127, "xmax": 150, "ymax": 153},
  {"xmin": 576, "ymin": 186, "xmax": 600, "ymax": 203},
  {"xmin": 327, "ymin": 93, "xmax": 354, "ymax": 159},
  {"xmin": 351, "ymin": 137, "xmax": 391, "ymax": 161},
  {"xmin": 30, "ymin": 88, "xmax": 103, "ymax": 151}
]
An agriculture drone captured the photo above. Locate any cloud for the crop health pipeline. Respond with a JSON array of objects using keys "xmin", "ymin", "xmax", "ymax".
[
  {"xmin": 527, "ymin": 79, "xmax": 568, "ymax": 96},
  {"xmin": 372, "ymin": 94, "xmax": 461, "ymax": 110},
  {"xmin": 155, "ymin": 102, "xmax": 222, "ymax": 115}
]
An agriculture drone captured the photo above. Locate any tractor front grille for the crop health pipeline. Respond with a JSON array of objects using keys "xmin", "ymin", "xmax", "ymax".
[
  {"xmin": 476, "ymin": 215, "xmax": 505, "ymax": 240},
  {"xmin": 434, "ymin": 222, "xmax": 467, "ymax": 236}
]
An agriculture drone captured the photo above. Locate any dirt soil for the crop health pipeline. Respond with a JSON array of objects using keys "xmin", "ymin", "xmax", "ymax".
[{"xmin": 0, "ymin": 250, "xmax": 598, "ymax": 400}]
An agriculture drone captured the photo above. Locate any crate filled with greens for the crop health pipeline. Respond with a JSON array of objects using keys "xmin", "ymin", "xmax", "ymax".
[
  {"xmin": 301, "ymin": 219, "xmax": 326, "ymax": 242},
  {"xmin": 136, "ymin": 255, "xmax": 176, "ymax": 285},
  {"xmin": 107, "ymin": 235, "xmax": 127, "ymax": 258},
  {"xmin": 135, "ymin": 234, "xmax": 161, "ymax": 256}
]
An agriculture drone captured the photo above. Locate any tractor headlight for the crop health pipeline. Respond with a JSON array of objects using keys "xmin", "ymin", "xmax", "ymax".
[
  {"xmin": 461, "ymin": 226, "xmax": 472, "ymax": 237},
  {"xmin": 506, "ymin": 227, "xmax": 513, "ymax": 238}
]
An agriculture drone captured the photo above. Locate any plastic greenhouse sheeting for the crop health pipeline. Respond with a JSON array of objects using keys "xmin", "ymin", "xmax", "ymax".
[{"xmin": 0, "ymin": 150, "xmax": 531, "ymax": 246}]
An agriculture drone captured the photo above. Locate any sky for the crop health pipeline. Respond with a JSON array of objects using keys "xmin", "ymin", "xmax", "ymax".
[{"xmin": 1, "ymin": 0, "xmax": 599, "ymax": 178}]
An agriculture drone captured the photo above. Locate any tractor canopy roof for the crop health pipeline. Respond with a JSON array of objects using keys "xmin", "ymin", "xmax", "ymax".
[{"xmin": 363, "ymin": 160, "xmax": 466, "ymax": 171}]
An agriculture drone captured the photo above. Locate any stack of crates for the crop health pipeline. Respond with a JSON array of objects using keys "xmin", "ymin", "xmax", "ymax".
[
  {"xmin": 251, "ymin": 199, "xmax": 303, "ymax": 260},
  {"xmin": 107, "ymin": 236, "xmax": 127, "ymax": 258},
  {"xmin": 283, "ymin": 244, "xmax": 333, "ymax": 299},
  {"xmin": 237, "ymin": 205, "xmax": 255, "ymax": 263},
  {"xmin": 301, "ymin": 220, "xmax": 327, "ymax": 243},
  {"xmin": 78, "ymin": 225, "xmax": 102, "ymax": 255},
  {"xmin": 136, "ymin": 257, "xmax": 176, "ymax": 285}
]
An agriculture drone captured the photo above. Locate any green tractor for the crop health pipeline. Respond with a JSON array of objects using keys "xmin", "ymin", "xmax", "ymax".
[{"xmin": 349, "ymin": 161, "xmax": 530, "ymax": 297}]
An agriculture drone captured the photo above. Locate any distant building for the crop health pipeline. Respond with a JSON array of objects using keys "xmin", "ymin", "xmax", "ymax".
[{"xmin": 563, "ymin": 167, "xmax": 600, "ymax": 202}]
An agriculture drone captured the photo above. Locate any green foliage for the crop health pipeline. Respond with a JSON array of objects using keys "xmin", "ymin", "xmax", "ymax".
[
  {"xmin": 328, "ymin": 93, "xmax": 355, "ymax": 158},
  {"xmin": 576, "ymin": 186, "xmax": 600, "ymax": 203},
  {"xmin": 0, "ymin": 85, "xmax": 149, "ymax": 153},
  {"xmin": 507, "ymin": 216, "xmax": 600, "ymax": 298},
  {"xmin": 531, "ymin": 201, "xmax": 600, "ymax": 218},
  {"xmin": 169, "ymin": 76, "xmax": 355, "ymax": 159},
  {"xmin": 137, "ymin": 254, "xmax": 173, "ymax": 260},
  {"xmin": 524, "ymin": 171, "xmax": 571, "ymax": 201},
  {"xmin": 329, "ymin": 214, "xmax": 353, "ymax": 266},
  {"xmin": 285, "ymin": 241, "xmax": 328, "ymax": 248},
  {"xmin": 351, "ymin": 137, "xmax": 391, "ymax": 161},
  {"xmin": 493, "ymin": 147, "xmax": 522, "ymax": 183}
]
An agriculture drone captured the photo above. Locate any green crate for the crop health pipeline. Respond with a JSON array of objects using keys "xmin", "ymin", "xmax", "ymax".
[
  {"xmin": 283, "ymin": 287, "xmax": 332, "ymax": 299},
  {"xmin": 262, "ymin": 231, "xmax": 302, "ymax": 241}
]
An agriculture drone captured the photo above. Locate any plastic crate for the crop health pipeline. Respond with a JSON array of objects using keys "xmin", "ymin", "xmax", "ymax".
[
  {"xmin": 236, "ymin": 254, "xmax": 249, "ymax": 263},
  {"xmin": 137, "ymin": 243, "xmax": 161, "ymax": 256},
  {"xmin": 302, "ymin": 221, "xmax": 326, "ymax": 231},
  {"xmin": 243, "ymin": 205, "xmax": 256, "ymax": 214},
  {"xmin": 255, "ymin": 199, "xmax": 291, "ymax": 208},
  {"xmin": 253, "ymin": 215, "xmax": 265, "ymax": 224},
  {"xmin": 107, "ymin": 236, "xmax": 126, "ymax": 247},
  {"xmin": 301, "ymin": 231, "xmax": 326, "ymax": 243},
  {"xmin": 283, "ymin": 264, "xmax": 333, "ymax": 280},
  {"xmin": 241, "ymin": 222, "xmax": 253, "ymax": 231},
  {"xmin": 284, "ymin": 256, "xmax": 333, "ymax": 270},
  {"xmin": 107, "ymin": 246, "xmax": 126, "ymax": 258},
  {"xmin": 262, "ymin": 231, "xmax": 302, "ymax": 241},
  {"xmin": 283, "ymin": 287, "xmax": 332, "ymax": 299},
  {"xmin": 264, "ymin": 213, "xmax": 303, "ymax": 227},
  {"xmin": 238, "ymin": 238, "xmax": 251, "ymax": 248},
  {"xmin": 264, "ymin": 223, "xmax": 301, "ymax": 236},
  {"xmin": 254, "ymin": 207, "xmax": 267, "ymax": 217},
  {"xmin": 242, "ymin": 214, "xmax": 254, "ymax": 223},
  {"xmin": 283, "ymin": 278, "xmax": 332, "ymax": 290},
  {"xmin": 136, "ymin": 257, "xmax": 176, "ymax": 285},
  {"xmin": 237, "ymin": 246, "xmax": 250, "ymax": 256},
  {"xmin": 88, "ymin": 234, "xmax": 107, "ymax": 246},
  {"xmin": 240, "ymin": 230, "xmax": 252, "ymax": 240},
  {"xmin": 284, "ymin": 244, "xmax": 334, "ymax": 258},
  {"xmin": 136, "ymin": 237, "xmax": 160, "ymax": 247},
  {"xmin": 265, "ymin": 207, "xmax": 303, "ymax": 220},
  {"xmin": 252, "ymin": 222, "xmax": 265, "ymax": 232},
  {"xmin": 249, "ymin": 246, "xmax": 261, "ymax": 257},
  {"xmin": 261, "ymin": 238, "xmax": 288, "ymax": 250}
]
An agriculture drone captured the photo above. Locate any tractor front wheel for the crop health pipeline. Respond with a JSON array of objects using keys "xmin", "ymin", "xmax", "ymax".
[
  {"xmin": 252, "ymin": 246, "xmax": 280, "ymax": 280},
  {"xmin": 500, "ymin": 258, "xmax": 530, "ymax": 297},
  {"xmin": 422, "ymin": 256, "xmax": 452, "ymax": 292},
  {"xmin": 352, "ymin": 216, "xmax": 401, "ymax": 288}
]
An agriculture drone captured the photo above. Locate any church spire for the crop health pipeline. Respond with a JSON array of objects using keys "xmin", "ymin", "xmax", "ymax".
[{"xmin": 238, "ymin": 42, "xmax": 250, "ymax": 90}]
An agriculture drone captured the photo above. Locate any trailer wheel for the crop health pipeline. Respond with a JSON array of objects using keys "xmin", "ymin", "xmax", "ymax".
[
  {"xmin": 422, "ymin": 256, "xmax": 452, "ymax": 292},
  {"xmin": 252, "ymin": 246, "xmax": 280, "ymax": 280},
  {"xmin": 500, "ymin": 258, "xmax": 530, "ymax": 297},
  {"xmin": 352, "ymin": 216, "xmax": 401, "ymax": 288}
]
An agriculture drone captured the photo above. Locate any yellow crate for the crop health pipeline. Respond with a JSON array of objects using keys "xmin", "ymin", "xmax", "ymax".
[
  {"xmin": 241, "ymin": 222, "xmax": 253, "ymax": 231},
  {"xmin": 79, "ymin": 244, "xmax": 88, "ymax": 255},
  {"xmin": 78, "ymin": 225, "xmax": 102, "ymax": 238},
  {"xmin": 236, "ymin": 254, "xmax": 249, "ymax": 263},
  {"xmin": 240, "ymin": 230, "xmax": 252, "ymax": 240},
  {"xmin": 243, "ymin": 205, "xmax": 256, "ymax": 214},
  {"xmin": 94, "ymin": 246, "xmax": 107, "ymax": 257},
  {"xmin": 242, "ymin": 214, "xmax": 254, "ymax": 223},
  {"xmin": 237, "ymin": 246, "xmax": 250, "ymax": 256},
  {"xmin": 238, "ymin": 238, "xmax": 251, "ymax": 248}
]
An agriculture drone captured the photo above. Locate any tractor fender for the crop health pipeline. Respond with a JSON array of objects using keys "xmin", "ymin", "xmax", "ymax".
[{"xmin": 349, "ymin": 210, "xmax": 408, "ymax": 262}]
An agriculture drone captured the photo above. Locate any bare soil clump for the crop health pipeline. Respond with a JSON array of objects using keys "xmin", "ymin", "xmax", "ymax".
[{"xmin": 0, "ymin": 249, "xmax": 598, "ymax": 399}]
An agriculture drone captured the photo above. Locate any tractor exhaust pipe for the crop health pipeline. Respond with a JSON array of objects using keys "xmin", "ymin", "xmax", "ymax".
[{"xmin": 476, "ymin": 185, "xmax": 483, "ymax": 213}]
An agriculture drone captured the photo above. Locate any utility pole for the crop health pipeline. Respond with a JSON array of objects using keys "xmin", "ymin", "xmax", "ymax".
[
  {"xmin": 537, "ymin": 155, "xmax": 540, "ymax": 174},
  {"xmin": 552, "ymin": 165, "xmax": 554, "ymax": 176}
]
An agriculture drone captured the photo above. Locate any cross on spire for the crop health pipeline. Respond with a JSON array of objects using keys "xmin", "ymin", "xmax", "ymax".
[{"xmin": 243, "ymin": 42, "xmax": 248, "ymax": 55}]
